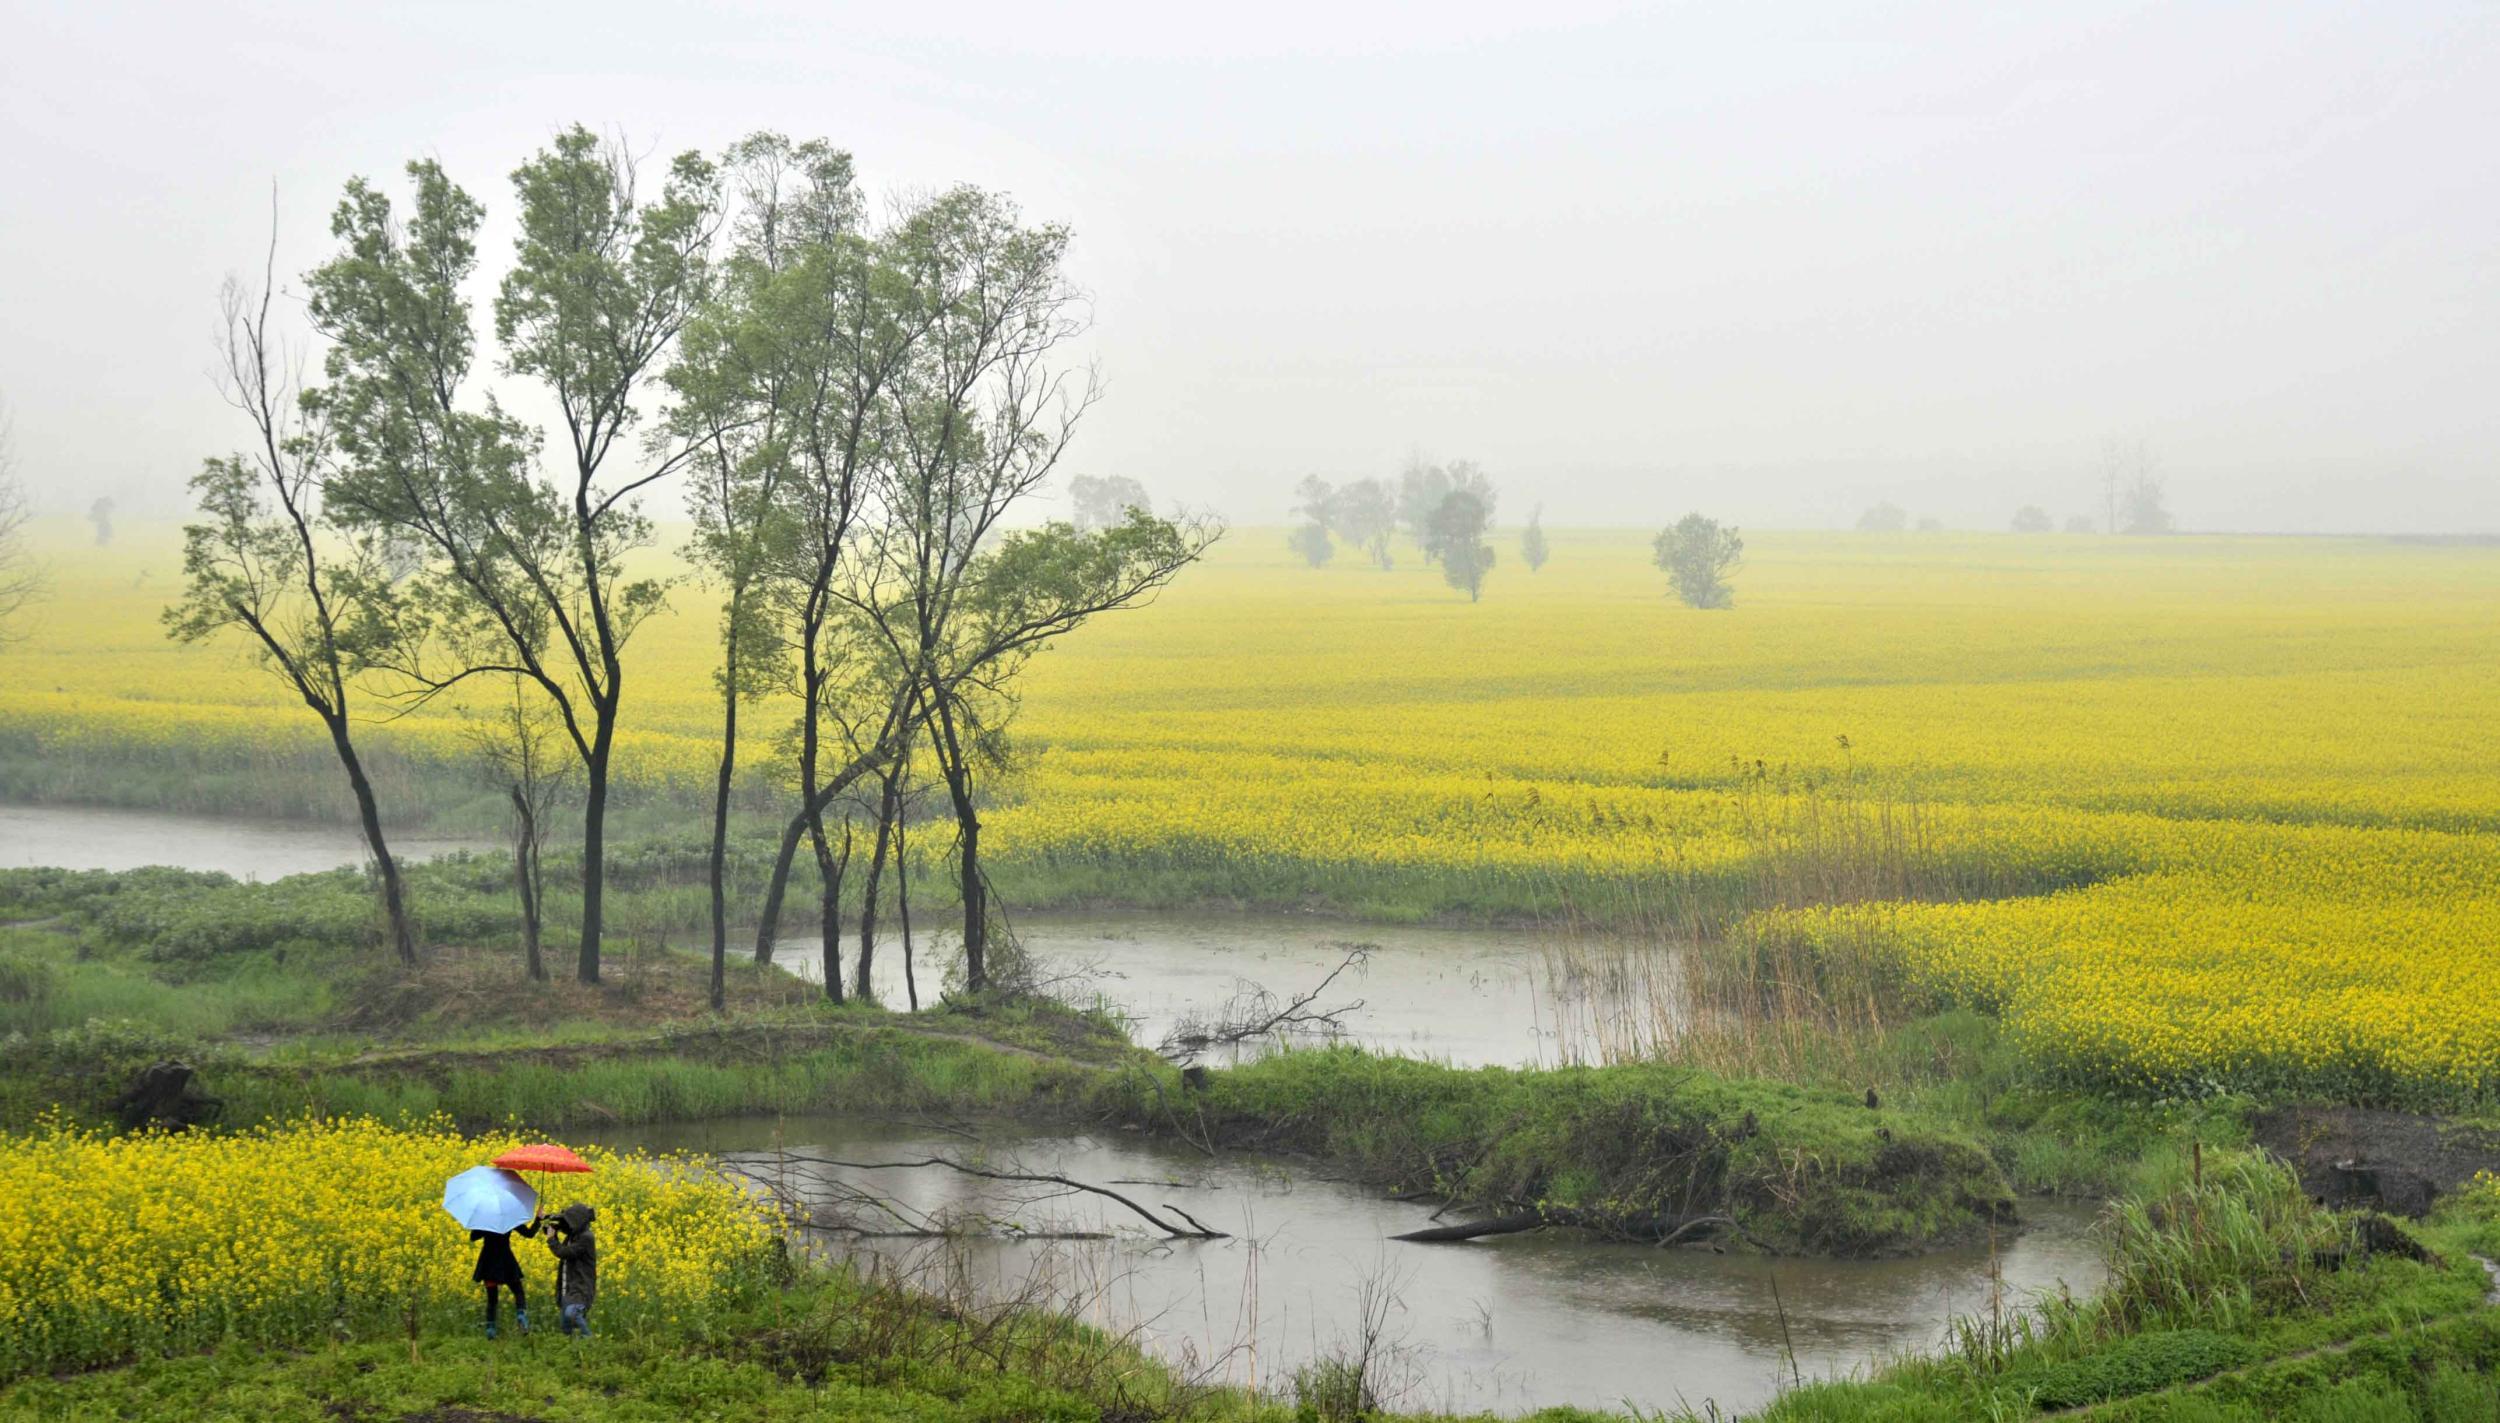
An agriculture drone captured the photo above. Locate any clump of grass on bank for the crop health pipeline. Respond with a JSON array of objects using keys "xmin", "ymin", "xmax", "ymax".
[
  {"xmin": 1124, "ymin": 1043, "xmax": 2015, "ymax": 1256},
  {"xmin": 1697, "ymin": 1152, "xmax": 2500, "ymax": 1422}
]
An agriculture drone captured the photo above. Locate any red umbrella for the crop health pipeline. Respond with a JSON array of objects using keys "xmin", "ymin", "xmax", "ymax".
[
  {"xmin": 492, "ymin": 1144, "xmax": 593, "ymax": 1175},
  {"xmin": 491, "ymin": 1144, "xmax": 593, "ymax": 1229}
]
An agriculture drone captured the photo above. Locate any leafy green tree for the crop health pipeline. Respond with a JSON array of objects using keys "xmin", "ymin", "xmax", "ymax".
[
  {"xmin": 1856, "ymin": 501, "xmax": 1907, "ymax": 532},
  {"xmin": 1428, "ymin": 489, "xmax": 1496, "ymax": 600},
  {"xmin": 1520, "ymin": 504, "xmax": 1549, "ymax": 572},
  {"xmin": 2012, "ymin": 505, "xmax": 2054, "ymax": 533},
  {"xmin": 165, "ymin": 249, "xmax": 416, "ymax": 962},
  {"xmin": 672, "ymin": 134, "xmax": 846, "ymax": 1009},
  {"xmin": 311, "ymin": 131, "xmax": 723, "ymax": 985},
  {"xmin": 1287, "ymin": 521, "xmax": 1335, "ymax": 567},
  {"xmin": 908, "ymin": 510, "xmax": 1217, "ymax": 989},
  {"xmin": 1651, "ymin": 513, "xmax": 1742, "ymax": 609},
  {"xmin": 737, "ymin": 179, "xmax": 958, "ymax": 989}
]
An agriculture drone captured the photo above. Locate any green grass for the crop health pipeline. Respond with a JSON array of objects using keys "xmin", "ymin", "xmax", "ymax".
[{"xmin": 1121, "ymin": 1043, "xmax": 2016, "ymax": 1255}]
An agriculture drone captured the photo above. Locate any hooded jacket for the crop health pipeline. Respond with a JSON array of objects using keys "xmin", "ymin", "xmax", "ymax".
[{"xmin": 545, "ymin": 1203, "xmax": 598, "ymax": 1310}]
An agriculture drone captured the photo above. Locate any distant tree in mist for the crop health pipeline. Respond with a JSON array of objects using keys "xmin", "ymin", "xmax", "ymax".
[
  {"xmin": 1399, "ymin": 455, "xmax": 1495, "ymax": 560},
  {"xmin": 1856, "ymin": 501, "xmax": 1907, "ymax": 532},
  {"xmin": 1286, "ymin": 522, "xmax": 1335, "ymax": 567},
  {"xmin": 2061, "ymin": 514, "xmax": 2096, "ymax": 534},
  {"xmin": 1428, "ymin": 488, "xmax": 1496, "ymax": 601},
  {"xmin": 2011, "ymin": 505, "xmax": 2053, "ymax": 533},
  {"xmin": 1396, "ymin": 455, "xmax": 1449, "ymax": 551},
  {"xmin": 87, "ymin": 496, "xmax": 114, "ymax": 547},
  {"xmin": 1069, "ymin": 474, "xmax": 1151, "ymax": 531},
  {"xmin": 1332, "ymin": 477, "xmax": 1397, "ymax": 568},
  {"xmin": 1916, "ymin": 516, "xmax": 1945, "ymax": 533},
  {"xmin": 1652, "ymin": 513, "xmax": 1742, "ymax": 609},
  {"xmin": 2122, "ymin": 471, "xmax": 2174, "ymax": 535},
  {"xmin": 1287, "ymin": 474, "xmax": 1380, "ymax": 568},
  {"xmin": 1289, "ymin": 474, "xmax": 1336, "ymax": 568},
  {"xmin": 1520, "ymin": 504, "xmax": 1548, "ymax": 572},
  {"xmin": 2100, "ymin": 438, "xmax": 2172, "ymax": 534},
  {"xmin": 0, "ymin": 397, "xmax": 40, "ymax": 643}
]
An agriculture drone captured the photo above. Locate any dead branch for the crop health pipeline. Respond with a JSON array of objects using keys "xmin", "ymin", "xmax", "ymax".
[
  {"xmin": 744, "ymin": 1149, "xmax": 1230, "ymax": 1239},
  {"xmin": 1391, "ymin": 1207, "xmax": 1741, "ymax": 1247},
  {"xmin": 1157, "ymin": 942, "xmax": 1374, "ymax": 1063}
]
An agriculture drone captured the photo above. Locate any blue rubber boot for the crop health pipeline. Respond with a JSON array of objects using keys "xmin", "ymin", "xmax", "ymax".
[
  {"xmin": 514, "ymin": 1308, "xmax": 531, "ymax": 1335},
  {"xmin": 484, "ymin": 1320, "xmax": 498, "ymax": 1340}
]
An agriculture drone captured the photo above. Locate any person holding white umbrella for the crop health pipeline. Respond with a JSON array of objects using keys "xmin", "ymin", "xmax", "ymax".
[{"xmin": 442, "ymin": 1165, "xmax": 541, "ymax": 1338}]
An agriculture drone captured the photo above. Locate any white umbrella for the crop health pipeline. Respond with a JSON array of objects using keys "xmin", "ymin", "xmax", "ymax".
[{"xmin": 443, "ymin": 1165, "xmax": 538, "ymax": 1233}]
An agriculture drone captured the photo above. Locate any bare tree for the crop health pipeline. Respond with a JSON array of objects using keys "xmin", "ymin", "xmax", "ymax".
[
  {"xmin": 0, "ymin": 396, "xmax": 41, "ymax": 643},
  {"xmin": 2100, "ymin": 437, "xmax": 2155, "ymax": 535},
  {"xmin": 165, "ymin": 227, "xmax": 418, "ymax": 963},
  {"xmin": 464, "ymin": 673, "xmax": 569, "ymax": 981}
]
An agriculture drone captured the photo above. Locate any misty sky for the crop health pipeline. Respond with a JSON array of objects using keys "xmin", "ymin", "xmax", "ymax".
[{"xmin": 2, "ymin": 1, "xmax": 2495, "ymax": 532}]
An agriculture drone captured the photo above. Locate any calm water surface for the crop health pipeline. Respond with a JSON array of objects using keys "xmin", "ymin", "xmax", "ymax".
[
  {"xmin": 0, "ymin": 801, "xmax": 485, "ymax": 879},
  {"xmin": 607, "ymin": 1113, "xmax": 2106, "ymax": 1418}
]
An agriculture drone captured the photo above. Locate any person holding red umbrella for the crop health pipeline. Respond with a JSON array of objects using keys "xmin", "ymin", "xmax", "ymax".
[{"xmin": 475, "ymin": 1143, "xmax": 593, "ymax": 1339}]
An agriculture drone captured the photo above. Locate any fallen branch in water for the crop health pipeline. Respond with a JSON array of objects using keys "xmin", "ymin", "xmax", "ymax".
[
  {"xmin": 1158, "ymin": 942, "xmax": 1373, "ymax": 1063},
  {"xmin": 1392, "ymin": 1207, "xmax": 1741, "ymax": 1248},
  {"xmin": 744, "ymin": 1150, "xmax": 1231, "ymax": 1239}
]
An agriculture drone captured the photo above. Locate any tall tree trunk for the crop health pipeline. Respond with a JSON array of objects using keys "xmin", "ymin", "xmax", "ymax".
[
  {"xmin": 511, "ymin": 785, "xmax": 545, "ymax": 982},
  {"xmin": 330, "ymin": 716, "xmax": 416, "ymax": 967},
  {"xmin": 578, "ymin": 724, "xmax": 612, "ymax": 986},
  {"xmin": 752, "ymin": 702, "xmax": 906, "ymax": 960},
  {"xmin": 897, "ymin": 812, "xmax": 918, "ymax": 1011},
  {"xmin": 808, "ymin": 807, "xmax": 846, "ymax": 1004},
  {"xmin": 855, "ymin": 762, "xmax": 899, "ymax": 1003},
  {"xmin": 708, "ymin": 625, "xmax": 741, "ymax": 1013},
  {"xmin": 812, "ymin": 817, "xmax": 849, "ymax": 1002},
  {"xmin": 931, "ymin": 697, "xmax": 984, "ymax": 993},
  {"xmin": 756, "ymin": 814, "xmax": 804, "ymax": 964}
]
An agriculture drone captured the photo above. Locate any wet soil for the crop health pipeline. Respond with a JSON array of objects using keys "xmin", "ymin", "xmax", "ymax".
[{"xmin": 2252, "ymin": 1104, "xmax": 2500, "ymax": 1217}]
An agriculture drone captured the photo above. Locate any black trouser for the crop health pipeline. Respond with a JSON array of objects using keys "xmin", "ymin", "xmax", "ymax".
[{"xmin": 484, "ymin": 1279, "xmax": 526, "ymax": 1323}]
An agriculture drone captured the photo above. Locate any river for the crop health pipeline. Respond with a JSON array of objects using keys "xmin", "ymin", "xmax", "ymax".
[
  {"xmin": 603, "ymin": 1112, "xmax": 2103, "ymax": 1417},
  {"xmin": 0, "ymin": 801, "xmax": 486, "ymax": 880},
  {"xmin": 4, "ymin": 800, "xmax": 2109, "ymax": 1415}
]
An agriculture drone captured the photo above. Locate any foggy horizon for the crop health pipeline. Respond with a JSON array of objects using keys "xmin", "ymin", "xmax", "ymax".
[{"xmin": 4, "ymin": 1, "xmax": 2495, "ymax": 534}]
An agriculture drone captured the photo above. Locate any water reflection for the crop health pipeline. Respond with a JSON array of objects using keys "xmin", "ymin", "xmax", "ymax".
[{"xmin": 605, "ymin": 1114, "xmax": 2105, "ymax": 1418}]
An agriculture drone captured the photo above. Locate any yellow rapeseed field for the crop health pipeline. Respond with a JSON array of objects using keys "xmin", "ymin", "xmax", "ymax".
[
  {"xmin": 0, "ymin": 1115, "xmax": 776, "ymax": 1375},
  {"xmin": 6, "ymin": 519, "xmax": 2499, "ymax": 1101}
]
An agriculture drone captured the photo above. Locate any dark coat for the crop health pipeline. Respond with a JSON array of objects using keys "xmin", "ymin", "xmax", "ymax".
[
  {"xmin": 469, "ymin": 1218, "xmax": 539, "ymax": 1285},
  {"xmin": 545, "ymin": 1203, "xmax": 597, "ymax": 1310}
]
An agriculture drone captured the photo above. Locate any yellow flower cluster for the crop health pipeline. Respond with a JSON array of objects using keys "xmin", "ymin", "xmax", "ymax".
[
  {"xmin": 8, "ymin": 521, "xmax": 2500, "ymax": 1100},
  {"xmin": 0, "ymin": 1116, "xmax": 776, "ymax": 1376}
]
